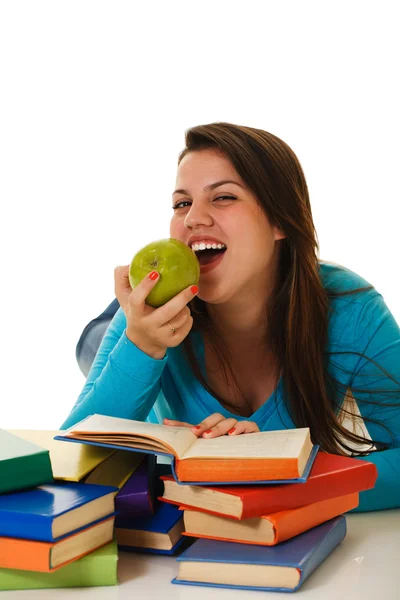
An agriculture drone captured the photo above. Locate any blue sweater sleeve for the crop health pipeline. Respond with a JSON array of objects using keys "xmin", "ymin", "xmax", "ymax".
[
  {"xmin": 60, "ymin": 308, "xmax": 168, "ymax": 430},
  {"xmin": 348, "ymin": 293, "xmax": 400, "ymax": 511}
]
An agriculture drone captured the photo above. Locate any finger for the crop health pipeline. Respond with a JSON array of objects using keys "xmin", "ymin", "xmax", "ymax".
[
  {"xmin": 164, "ymin": 315, "xmax": 195, "ymax": 349},
  {"xmin": 201, "ymin": 417, "xmax": 238, "ymax": 438},
  {"xmin": 228, "ymin": 421, "xmax": 260, "ymax": 435},
  {"xmin": 193, "ymin": 413, "xmax": 226, "ymax": 435},
  {"xmin": 167, "ymin": 306, "xmax": 191, "ymax": 331},
  {"xmin": 152, "ymin": 284, "xmax": 199, "ymax": 327},
  {"xmin": 163, "ymin": 419, "xmax": 194, "ymax": 428},
  {"xmin": 128, "ymin": 270, "xmax": 161, "ymax": 310},
  {"xmin": 114, "ymin": 266, "xmax": 132, "ymax": 308}
]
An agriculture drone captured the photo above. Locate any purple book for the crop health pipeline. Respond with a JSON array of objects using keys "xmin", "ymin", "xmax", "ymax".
[{"xmin": 115, "ymin": 455, "xmax": 156, "ymax": 518}]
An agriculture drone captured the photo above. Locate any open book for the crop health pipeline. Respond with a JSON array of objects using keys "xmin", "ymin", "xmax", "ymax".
[{"xmin": 55, "ymin": 414, "xmax": 317, "ymax": 485}]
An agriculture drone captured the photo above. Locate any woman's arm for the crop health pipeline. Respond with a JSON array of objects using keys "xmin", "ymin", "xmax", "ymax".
[
  {"xmin": 348, "ymin": 293, "xmax": 400, "ymax": 511},
  {"xmin": 354, "ymin": 449, "xmax": 400, "ymax": 511},
  {"xmin": 60, "ymin": 308, "xmax": 168, "ymax": 429},
  {"xmin": 75, "ymin": 298, "xmax": 120, "ymax": 377}
]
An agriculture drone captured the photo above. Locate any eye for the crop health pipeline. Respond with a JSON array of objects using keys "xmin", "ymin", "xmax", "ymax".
[
  {"xmin": 172, "ymin": 201, "xmax": 191, "ymax": 210},
  {"xmin": 172, "ymin": 196, "xmax": 236, "ymax": 210},
  {"xmin": 214, "ymin": 195, "xmax": 236, "ymax": 202}
]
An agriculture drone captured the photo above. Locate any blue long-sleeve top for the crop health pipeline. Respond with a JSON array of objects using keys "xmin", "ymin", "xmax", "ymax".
[{"xmin": 61, "ymin": 262, "xmax": 400, "ymax": 512}]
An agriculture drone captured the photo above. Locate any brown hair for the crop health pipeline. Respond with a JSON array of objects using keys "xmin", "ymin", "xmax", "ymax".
[{"xmin": 179, "ymin": 122, "xmax": 398, "ymax": 456}]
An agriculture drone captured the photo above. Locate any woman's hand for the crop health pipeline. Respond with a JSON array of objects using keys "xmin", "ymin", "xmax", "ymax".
[
  {"xmin": 164, "ymin": 413, "xmax": 260, "ymax": 438},
  {"xmin": 114, "ymin": 266, "xmax": 198, "ymax": 360}
]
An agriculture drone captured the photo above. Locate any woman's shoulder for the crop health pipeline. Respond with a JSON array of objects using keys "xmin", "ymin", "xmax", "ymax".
[
  {"xmin": 318, "ymin": 261, "xmax": 385, "ymax": 340},
  {"xmin": 318, "ymin": 260, "xmax": 376, "ymax": 296},
  {"xmin": 319, "ymin": 261, "xmax": 381, "ymax": 305}
]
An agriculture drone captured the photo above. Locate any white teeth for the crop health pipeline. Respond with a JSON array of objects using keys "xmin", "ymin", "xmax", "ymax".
[{"xmin": 191, "ymin": 241, "xmax": 226, "ymax": 251}]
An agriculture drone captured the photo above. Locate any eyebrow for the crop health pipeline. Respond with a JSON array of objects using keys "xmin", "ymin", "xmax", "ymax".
[{"xmin": 173, "ymin": 179, "xmax": 245, "ymax": 196}]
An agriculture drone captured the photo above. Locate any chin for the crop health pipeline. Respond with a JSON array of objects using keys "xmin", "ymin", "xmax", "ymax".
[{"xmin": 195, "ymin": 287, "xmax": 230, "ymax": 306}]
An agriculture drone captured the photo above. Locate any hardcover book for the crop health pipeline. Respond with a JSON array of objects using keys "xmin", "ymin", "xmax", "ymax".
[
  {"xmin": 116, "ymin": 501, "xmax": 185, "ymax": 555},
  {"xmin": 8, "ymin": 429, "xmax": 114, "ymax": 481},
  {"xmin": 0, "ymin": 540, "xmax": 118, "ymax": 590},
  {"xmin": 172, "ymin": 516, "xmax": 347, "ymax": 592},
  {"xmin": 83, "ymin": 449, "xmax": 145, "ymax": 489},
  {"xmin": 0, "ymin": 429, "xmax": 53, "ymax": 493},
  {"xmin": 0, "ymin": 516, "xmax": 115, "ymax": 572},
  {"xmin": 0, "ymin": 481, "xmax": 118, "ymax": 541},
  {"xmin": 159, "ymin": 451, "xmax": 377, "ymax": 518},
  {"xmin": 55, "ymin": 414, "xmax": 317, "ymax": 484},
  {"xmin": 182, "ymin": 492, "xmax": 358, "ymax": 545},
  {"xmin": 115, "ymin": 454, "xmax": 156, "ymax": 517}
]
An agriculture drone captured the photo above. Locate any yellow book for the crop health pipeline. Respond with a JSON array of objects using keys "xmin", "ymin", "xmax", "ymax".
[
  {"xmin": 7, "ymin": 430, "xmax": 114, "ymax": 481},
  {"xmin": 84, "ymin": 449, "xmax": 145, "ymax": 489}
]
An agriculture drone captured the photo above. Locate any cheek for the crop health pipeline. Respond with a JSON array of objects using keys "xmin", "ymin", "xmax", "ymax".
[{"xmin": 169, "ymin": 215, "xmax": 180, "ymax": 237}]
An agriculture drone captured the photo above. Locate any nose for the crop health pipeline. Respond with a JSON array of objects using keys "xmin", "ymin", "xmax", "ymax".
[{"xmin": 184, "ymin": 202, "xmax": 214, "ymax": 229}]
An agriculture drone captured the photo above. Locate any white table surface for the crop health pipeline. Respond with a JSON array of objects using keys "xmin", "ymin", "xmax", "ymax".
[{"xmin": 5, "ymin": 509, "xmax": 400, "ymax": 599}]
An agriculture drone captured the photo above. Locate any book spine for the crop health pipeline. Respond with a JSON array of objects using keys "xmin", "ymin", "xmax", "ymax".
[
  {"xmin": 272, "ymin": 493, "xmax": 358, "ymax": 544},
  {"xmin": 296, "ymin": 517, "xmax": 347, "ymax": 590},
  {"xmin": 0, "ymin": 538, "xmax": 51, "ymax": 571},
  {"xmin": 0, "ymin": 511, "xmax": 52, "ymax": 541},
  {"xmin": 241, "ymin": 463, "xmax": 376, "ymax": 518},
  {"xmin": 0, "ymin": 452, "xmax": 53, "ymax": 494},
  {"xmin": 0, "ymin": 554, "xmax": 118, "ymax": 590}
]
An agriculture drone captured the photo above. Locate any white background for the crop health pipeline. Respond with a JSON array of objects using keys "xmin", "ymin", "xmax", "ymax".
[{"xmin": 1, "ymin": 1, "xmax": 398, "ymax": 429}]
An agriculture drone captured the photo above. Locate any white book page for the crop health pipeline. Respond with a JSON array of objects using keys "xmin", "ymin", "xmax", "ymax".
[
  {"xmin": 181, "ymin": 428, "xmax": 310, "ymax": 460},
  {"xmin": 62, "ymin": 414, "xmax": 197, "ymax": 459}
]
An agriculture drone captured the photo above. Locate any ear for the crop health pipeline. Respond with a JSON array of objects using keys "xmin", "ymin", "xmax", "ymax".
[{"xmin": 273, "ymin": 226, "xmax": 286, "ymax": 241}]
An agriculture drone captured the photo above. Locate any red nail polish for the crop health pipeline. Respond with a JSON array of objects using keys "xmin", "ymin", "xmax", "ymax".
[
  {"xmin": 203, "ymin": 429, "xmax": 212, "ymax": 435},
  {"xmin": 191, "ymin": 285, "xmax": 199, "ymax": 294},
  {"xmin": 193, "ymin": 425, "xmax": 201, "ymax": 430},
  {"xmin": 149, "ymin": 271, "xmax": 159, "ymax": 280},
  {"xmin": 228, "ymin": 428, "xmax": 236, "ymax": 435}
]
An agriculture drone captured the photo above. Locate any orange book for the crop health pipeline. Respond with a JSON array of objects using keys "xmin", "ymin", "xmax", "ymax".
[
  {"xmin": 0, "ymin": 517, "xmax": 115, "ymax": 572},
  {"xmin": 182, "ymin": 492, "xmax": 358, "ymax": 545}
]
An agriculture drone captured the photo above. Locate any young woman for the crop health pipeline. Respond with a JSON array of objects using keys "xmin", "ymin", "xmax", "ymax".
[{"xmin": 61, "ymin": 123, "xmax": 400, "ymax": 511}]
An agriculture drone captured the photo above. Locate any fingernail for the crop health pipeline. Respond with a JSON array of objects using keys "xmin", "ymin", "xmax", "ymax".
[
  {"xmin": 228, "ymin": 428, "xmax": 236, "ymax": 435},
  {"xmin": 149, "ymin": 271, "xmax": 159, "ymax": 280},
  {"xmin": 203, "ymin": 429, "xmax": 212, "ymax": 435},
  {"xmin": 192, "ymin": 425, "xmax": 201, "ymax": 430},
  {"xmin": 191, "ymin": 285, "xmax": 199, "ymax": 294}
]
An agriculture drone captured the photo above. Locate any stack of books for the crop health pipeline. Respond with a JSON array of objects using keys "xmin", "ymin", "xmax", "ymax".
[
  {"xmin": 0, "ymin": 429, "xmax": 120, "ymax": 591},
  {"xmin": 160, "ymin": 451, "xmax": 377, "ymax": 591},
  {"xmin": 114, "ymin": 461, "xmax": 189, "ymax": 555},
  {"xmin": 55, "ymin": 414, "xmax": 378, "ymax": 592}
]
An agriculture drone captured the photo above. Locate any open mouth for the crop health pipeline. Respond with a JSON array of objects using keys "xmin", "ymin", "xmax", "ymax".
[{"xmin": 194, "ymin": 247, "xmax": 227, "ymax": 266}]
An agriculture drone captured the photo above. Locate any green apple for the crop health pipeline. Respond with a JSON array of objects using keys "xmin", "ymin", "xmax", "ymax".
[{"xmin": 129, "ymin": 238, "xmax": 200, "ymax": 307}]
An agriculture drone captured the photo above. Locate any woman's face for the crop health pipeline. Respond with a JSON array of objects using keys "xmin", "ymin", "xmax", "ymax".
[{"xmin": 170, "ymin": 149, "xmax": 284, "ymax": 304}]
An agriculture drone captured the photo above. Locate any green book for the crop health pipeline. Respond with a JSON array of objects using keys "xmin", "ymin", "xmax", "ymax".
[
  {"xmin": 0, "ymin": 429, "xmax": 54, "ymax": 493},
  {"xmin": 0, "ymin": 541, "xmax": 118, "ymax": 590}
]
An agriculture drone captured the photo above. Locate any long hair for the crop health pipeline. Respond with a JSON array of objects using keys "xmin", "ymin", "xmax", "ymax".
[{"xmin": 179, "ymin": 122, "xmax": 398, "ymax": 456}]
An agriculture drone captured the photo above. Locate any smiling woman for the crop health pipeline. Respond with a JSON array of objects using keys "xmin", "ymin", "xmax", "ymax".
[{"xmin": 61, "ymin": 122, "xmax": 400, "ymax": 512}]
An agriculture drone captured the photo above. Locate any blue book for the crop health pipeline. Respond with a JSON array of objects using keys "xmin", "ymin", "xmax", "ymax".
[
  {"xmin": 0, "ymin": 481, "xmax": 118, "ymax": 542},
  {"xmin": 172, "ymin": 516, "xmax": 347, "ymax": 592},
  {"xmin": 116, "ymin": 501, "xmax": 185, "ymax": 555},
  {"xmin": 55, "ymin": 414, "xmax": 318, "ymax": 486}
]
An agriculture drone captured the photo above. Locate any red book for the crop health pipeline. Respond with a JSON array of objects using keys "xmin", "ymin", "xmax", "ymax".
[{"xmin": 159, "ymin": 452, "xmax": 377, "ymax": 519}]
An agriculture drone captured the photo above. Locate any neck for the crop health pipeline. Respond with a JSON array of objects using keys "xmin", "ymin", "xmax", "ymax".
[
  {"xmin": 205, "ymin": 267, "xmax": 278, "ymax": 353},
  {"xmin": 207, "ymin": 297, "xmax": 268, "ymax": 349}
]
